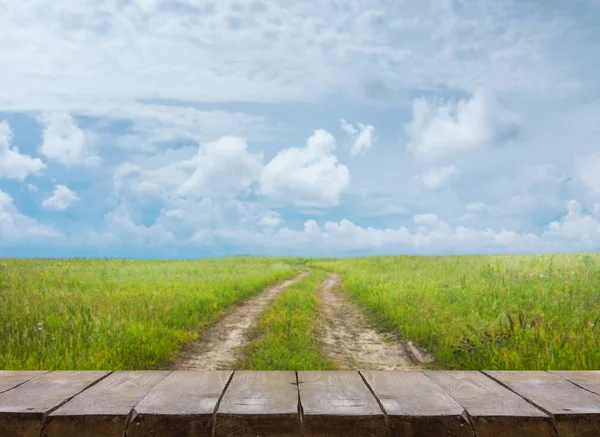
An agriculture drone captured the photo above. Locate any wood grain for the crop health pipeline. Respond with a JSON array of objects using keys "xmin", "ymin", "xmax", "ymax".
[
  {"xmin": 551, "ymin": 371, "xmax": 600, "ymax": 396},
  {"xmin": 0, "ymin": 370, "xmax": 109, "ymax": 437},
  {"xmin": 485, "ymin": 370, "xmax": 600, "ymax": 437},
  {"xmin": 44, "ymin": 370, "xmax": 170, "ymax": 437},
  {"xmin": 361, "ymin": 370, "xmax": 475, "ymax": 437},
  {"xmin": 126, "ymin": 370, "xmax": 232, "ymax": 437},
  {"xmin": 424, "ymin": 371, "xmax": 554, "ymax": 437},
  {"xmin": 0, "ymin": 371, "xmax": 48, "ymax": 395},
  {"xmin": 298, "ymin": 370, "xmax": 387, "ymax": 437},
  {"xmin": 214, "ymin": 371, "xmax": 300, "ymax": 437}
]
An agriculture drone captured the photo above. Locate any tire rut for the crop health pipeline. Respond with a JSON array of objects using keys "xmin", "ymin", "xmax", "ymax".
[
  {"xmin": 316, "ymin": 273, "xmax": 434, "ymax": 370},
  {"xmin": 171, "ymin": 271, "xmax": 308, "ymax": 370}
]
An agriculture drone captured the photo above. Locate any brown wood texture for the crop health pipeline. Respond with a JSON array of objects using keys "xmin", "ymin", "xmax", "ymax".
[
  {"xmin": 485, "ymin": 370, "xmax": 600, "ymax": 437},
  {"xmin": 44, "ymin": 370, "xmax": 170, "ymax": 437},
  {"xmin": 214, "ymin": 370, "xmax": 300, "ymax": 437},
  {"xmin": 361, "ymin": 370, "xmax": 475, "ymax": 437},
  {"xmin": 0, "ymin": 370, "xmax": 109, "ymax": 437},
  {"xmin": 298, "ymin": 370, "xmax": 387, "ymax": 437},
  {"xmin": 551, "ymin": 371, "xmax": 600, "ymax": 396},
  {"xmin": 424, "ymin": 371, "xmax": 555, "ymax": 437},
  {"xmin": 126, "ymin": 370, "xmax": 232, "ymax": 437},
  {"xmin": 0, "ymin": 371, "xmax": 48, "ymax": 395}
]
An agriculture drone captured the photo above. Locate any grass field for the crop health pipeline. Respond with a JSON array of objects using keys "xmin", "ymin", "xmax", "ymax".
[
  {"xmin": 241, "ymin": 269, "xmax": 334, "ymax": 370},
  {"xmin": 1, "ymin": 253, "xmax": 599, "ymax": 370},
  {"xmin": 0, "ymin": 258, "xmax": 296, "ymax": 370},
  {"xmin": 313, "ymin": 253, "xmax": 600, "ymax": 370}
]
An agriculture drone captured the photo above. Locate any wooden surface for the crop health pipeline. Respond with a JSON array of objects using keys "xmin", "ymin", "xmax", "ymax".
[
  {"xmin": 424, "ymin": 371, "xmax": 555, "ymax": 437},
  {"xmin": 44, "ymin": 371, "xmax": 170, "ymax": 437},
  {"xmin": 0, "ymin": 370, "xmax": 599, "ymax": 437},
  {"xmin": 485, "ymin": 370, "xmax": 600, "ymax": 437},
  {"xmin": 0, "ymin": 371, "xmax": 48, "ymax": 395},
  {"xmin": 214, "ymin": 371, "xmax": 300, "ymax": 437},
  {"xmin": 0, "ymin": 371, "xmax": 109, "ymax": 437},
  {"xmin": 128, "ymin": 370, "xmax": 232, "ymax": 437},
  {"xmin": 551, "ymin": 370, "xmax": 600, "ymax": 396},
  {"xmin": 298, "ymin": 370, "xmax": 388, "ymax": 437},
  {"xmin": 361, "ymin": 370, "xmax": 474, "ymax": 437}
]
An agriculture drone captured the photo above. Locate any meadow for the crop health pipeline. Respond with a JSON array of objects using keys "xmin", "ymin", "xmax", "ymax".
[
  {"xmin": 0, "ymin": 258, "xmax": 295, "ymax": 370},
  {"xmin": 1, "ymin": 253, "xmax": 599, "ymax": 370},
  {"xmin": 314, "ymin": 253, "xmax": 600, "ymax": 370}
]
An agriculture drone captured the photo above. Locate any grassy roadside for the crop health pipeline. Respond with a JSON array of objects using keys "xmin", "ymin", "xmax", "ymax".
[
  {"xmin": 240, "ymin": 269, "xmax": 335, "ymax": 370},
  {"xmin": 313, "ymin": 254, "xmax": 600, "ymax": 370},
  {"xmin": 0, "ymin": 258, "xmax": 297, "ymax": 370}
]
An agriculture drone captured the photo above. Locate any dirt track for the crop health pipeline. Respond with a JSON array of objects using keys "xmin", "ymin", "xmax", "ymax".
[
  {"xmin": 316, "ymin": 273, "xmax": 433, "ymax": 370},
  {"xmin": 172, "ymin": 272, "xmax": 307, "ymax": 370}
]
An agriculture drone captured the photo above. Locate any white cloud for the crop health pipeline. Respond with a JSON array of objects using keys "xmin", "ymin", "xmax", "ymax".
[
  {"xmin": 260, "ymin": 129, "xmax": 350, "ymax": 206},
  {"xmin": 418, "ymin": 165, "xmax": 459, "ymax": 189},
  {"xmin": 406, "ymin": 90, "xmax": 519, "ymax": 161},
  {"xmin": 0, "ymin": 120, "xmax": 46, "ymax": 180},
  {"xmin": 175, "ymin": 136, "xmax": 263, "ymax": 199},
  {"xmin": 42, "ymin": 185, "xmax": 80, "ymax": 211},
  {"xmin": 27, "ymin": 184, "xmax": 39, "ymax": 193},
  {"xmin": 38, "ymin": 113, "xmax": 98, "ymax": 166},
  {"xmin": 543, "ymin": 200, "xmax": 600, "ymax": 246},
  {"xmin": 340, "ymin": 119, "xmax": 376, "ymax": 157},
  {"xmin": 114, "ymin": 136, "xmax": 263, "ymax": 204},
  {"xmin": 576, "ymin": 153, "xmax": 600, "ymax": 197},
  {"xmin": 259, "ymin": 211, "xmax": 283, "ymax": 228},
  {"xmin": 0, "ymin": 189, "xmax": 62, "ymax": 241}
]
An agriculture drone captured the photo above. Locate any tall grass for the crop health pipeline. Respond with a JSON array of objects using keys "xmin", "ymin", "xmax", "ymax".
[
  {"xmin": 0, "ymin": 258, "xmax": 296, "ymax": 370},
  {"xmin": 241, "ymin": 270, "xmax": 334, "ymax": 370},
  {"xmin": 313, "ymin": 253, "xmax": 600, "ymax": 370}
]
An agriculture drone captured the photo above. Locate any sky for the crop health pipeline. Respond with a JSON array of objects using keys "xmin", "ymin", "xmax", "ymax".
[{"xmin": 1, "ymin": 0, "xmax": 599, "ymax": 257}]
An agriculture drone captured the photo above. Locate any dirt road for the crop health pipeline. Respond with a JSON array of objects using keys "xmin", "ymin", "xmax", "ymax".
[
  {"xmin": 316, "ymin": 273, "xmax": 433, "ymax": 370},
  {"xmin": 172, "ymin": 272, "xmax": 307, "ymax": 370}
]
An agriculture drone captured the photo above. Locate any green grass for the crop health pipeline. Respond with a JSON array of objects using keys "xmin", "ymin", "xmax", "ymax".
[
  {"xmin": 240, "ymin": 269, "xmax": 334, "ymax": 370},
  {"xmin": 312, "ymin": 253, "xmax": 600, "ymax": 370},
  {"xmin": 0, "ymin": 258, "xmax": 296, "ymax": 370}
]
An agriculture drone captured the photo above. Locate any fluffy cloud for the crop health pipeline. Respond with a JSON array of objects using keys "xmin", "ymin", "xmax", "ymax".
[
  {"xmin": 259, "ymin": 211, "xmax": 283, "ymax": 228},
  {"xmin": 576, "ymin": 153, "xmax": 600, "ymax": 197},
  {"xmin": 260, "ymin": 129, "xmax": 350, "ymax": 206},
  {"xmin": 340, "ymin": 119, "xmax": 376, "ymax": 157},
  {"xmin": 42, "ymin": 185, "xmax": 80, "ymax": 211},
  {"xmin": 406, "ymin": 90, "xmax": 519, "ymax": 161},
  {"xmin": 38, "ymin": 113, "xmax": 98, "ymax": 166},
  {"xmin": 115, "ymin": 136, "xmax": 263, "ymax": 204},
  {"xmin": 0, "ymin": 189, "xmax": 61, "ymax": 241},
  {"xmin": 418, "ymin": 165, "xmax": 459, "ymax": 190},
  {"xmin": 0, "ymin": 121, "xmax": 46, "ymax": 180}
]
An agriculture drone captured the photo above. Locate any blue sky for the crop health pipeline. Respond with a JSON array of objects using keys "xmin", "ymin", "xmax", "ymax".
[{"xmin": 1, "ymin": 0, "xmax": 599, "ymax": 257}]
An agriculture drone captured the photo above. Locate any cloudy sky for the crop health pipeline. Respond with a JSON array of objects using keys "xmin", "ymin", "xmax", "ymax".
[{"xmin": 1, "ymin": 0, "xmax": 599, "ymax": 257}]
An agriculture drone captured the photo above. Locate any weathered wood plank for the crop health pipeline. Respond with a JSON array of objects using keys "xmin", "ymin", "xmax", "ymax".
[
  {"xmin": 126, "ymin": 370, "xmax": 232, "ymax": 437},
  {"xmin": 551, "ymin": 371, "xmax": 600, "ymax": 396},
  {"xmin": 485, "ymin": 370, "xmax": 600, "ymax": 437},
  {"xmin": 0, "ymin": 371, "xmax": 49, "ymax": 395},
  {"xmin": 44, "ymin": 370, "xmax": 171, "ymax": 437},
  {"xmin": 424, "ymin": 371, "xmax": 554, "ymax": 437},
  {"xmin": 298, "ymin": 370, "xmax": 387, "ymax": 437},
  {"xmin": 214, "ymin": 370, "xmax": 300, "ymax": 437},
  {"xmin": 361, "ymin": 370, "xmax": 475, "ymax": 437},
  {"xmin": 0, "ymin": 370, "xmax": 109, "ymax": 437}
]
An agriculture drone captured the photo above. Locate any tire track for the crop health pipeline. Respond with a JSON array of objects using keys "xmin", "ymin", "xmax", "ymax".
[{"xmin": 171, "ymin": 271, "xmax": 308, "ymax": 370}]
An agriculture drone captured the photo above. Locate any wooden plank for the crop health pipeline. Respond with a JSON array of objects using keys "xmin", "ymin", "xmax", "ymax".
[
  {"xmin": 424, "ymin": 371, "xmax": 554, "ymax": 437},
  {"xmin": 298, "ymin": 370, "xmax": 387, "ymax": 437},
  {"xmin": 0, "ymin": 370, "xmax": 109, "ymax": 437},
  {"xmin": 485, "ymin": 370, "xmax": 600, "ymax": 437},
  {"xmin": 127, "ymin": 370, "xmax": 232, "ymax": 437},
  {"xmin": 551, "ymin": 371, "xmax": 600, "ymax": 396},
  {"xmin": 361, "ymin": 370, "xmax": 475, "ymax": 437},
  {"xmin": 214, "ymin": 371, "xmax": 300, "ymax": 437},
  {"xmin": 44, "ymin": 370, "xmax": 171, "ymax": 437},
  {"xmin": 0, "ymin": 371, "xmax": 49, "ymax": 395}
]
